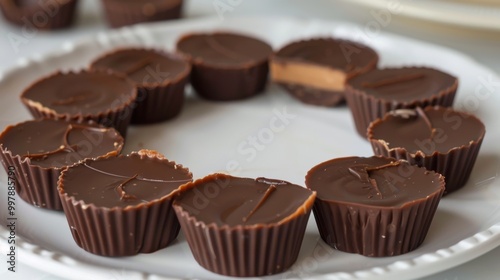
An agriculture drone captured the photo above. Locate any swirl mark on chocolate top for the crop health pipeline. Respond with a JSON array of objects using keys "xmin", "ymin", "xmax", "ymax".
[
  {"xmin": 348, "ymin": 165, "xmax": 382, "ymax": 198},
  {"xmin": 362, "ymin": 73, "xmax": 425, "ymax": 89},
  {"xmin": 415, "ymin": 107, "xmax": 436, "ymax": 138},
  {"xmin": 82, "ymin": 163, "xmax": 192, "ymax": 183},
  {"xmin": 242, "ymin": 184, "xmax": 276, "ymax": 222},
  {"xmin": 255, "ymin": 177, "xmax": 289, "ymax": 185},
  {"xmin": 390, "ymin": 107, "xmax": 436, "ymax": 139},
  {"xmin": 51, "ymin": 92, "xmax": 93, "ymax": 106},
  {"xmin": 348, "ymin": 161, "xmax": 403, "ymax": 199},
  {"xmin": 306, "ymin": 156, "xmax": 446, "ymax": 207},
  {"xmin": 23, "ymin": 124, "xmax": 79, "ymax": 160},
  {"xmin": 114, "ymin": 174, "xmax": 139, "ymax": 201}
]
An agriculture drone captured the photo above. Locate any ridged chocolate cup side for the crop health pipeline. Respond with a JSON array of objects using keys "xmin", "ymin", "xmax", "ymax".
[
  {"xmin": 101, "ymin": 0, "xmax": 183, "ymax": 28},
  {"xmin": 172, "ymin": 175, "xmax": 316, "ymax": 277},
  {"xmin": 312, "ymin": 182, "xmax": 444, "ymax": 257},
  {"xmin": 368, "ymin": 118, "xmax": 485, "ymax": 194},
  {"xmin": 345, "ymin": 67, "xmax": 458, "ymax": 137},
  {"xmin": 0, "ymin": 0, "xmax": 78, "ymax": 30},
  {"xmin": 0, "ymin": 146, "xmax": 62, "ymax": 210},
  {"xmin": 90, "ymin": 49, "xmax": 191, "ymax": 124},
  {"xmin": 59, "ymin": 190, "xmax": 181, "ymax": 256},
  {"xmin": 57, "ymin": 151, "xmax": 192, "ymax": 256},
  {"xmin": 130, "ymin": 77, "xmax": 188, "ymax": 123},
  {"xmin": 174, "ymin": 207, "xmax": 312, "ymax": 277},
  {"xmin": 20, "ymin": 70, "xmax": 137, "ymax": 138},
  {"xmin": 187, "ymin": 59, "xmax": 269, "ymax": 101},
  {"xmin": 277, "ymin": 83, "xmax": 345, "ymax": 107}
]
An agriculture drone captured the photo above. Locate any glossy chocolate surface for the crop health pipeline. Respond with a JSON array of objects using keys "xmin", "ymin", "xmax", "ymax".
[
  {"xmin": 1, "ymin": 0, "xmax": 77, "ymax": 30},
  {"xmin": 21, "ymin": 71, "xmax": 136, "ymax": 116},
  {"xmin": 91, "ymin": 49, "xmax": 189, "ymax": 85},
  {"xmin": 14, "ymin": 0, "xmax": 66, "ymax": 7},
  {"xmin": 0, "ymin": 119, "xmax": 123, "ymax": 168},
  {"xmin": 175, "ymin": 174, "xmax": 314, "ymax": 226},
  {"xmin": 176, "ymin": 32, "xmax": 273, "ymax": 67},
  {"xmin": 106, "ymin": 0, "xmax": 181, "ymax": 7},
  {"xmin": 369, "ymin": 107, "xmax": 485, "ymax": 154},
  {"xmin": 61, "ymin": 153, "xmax": 192, "ymax": 208},
  {"xmin": 274, "ymin": 38, "xmax": 378, "ymax": 73},
  {"xmin": 14, "ymin": 0, "xmax": 38, "ymax": 7},
  {"xmin": 102, "ymin": 0, "xmax": 182, "ymax": 28},
  {"xmin": 306, "ymin": 156, "xmax": 444, "ymax": 207},
  {"xmin": 277, "ymin": 83, "xmax": 345, "ymax": 106},
  {"xmin": 348, "ymin": 67, "xmax": 457, "ymax": 102}
]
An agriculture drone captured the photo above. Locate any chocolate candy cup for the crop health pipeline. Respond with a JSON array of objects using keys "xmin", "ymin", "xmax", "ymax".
[
  {"xmin": 345, "ymin": 66, "xmax": 457, "ymax": 137},
  {"xmin": 90, "ymin": 48, "xmax": 191, "ymax": 124},
  {"xmin": 58, "ymin": 150, "xmax": 193, "ymax": 256},
  {"xmin": 0, "ymin": 0, "xmax": 78, "ymax": 30},
  {"xmin": 306, "ymin": 156, "xmax": 445, "ymax": 257},
  {"xmin": 20, "ymin": 70, "xmax": 137, "ymax": 137},
  {"xmin": 173, "ymin": 173, "xmax": 316, "ymax": 277},
  {"xmin": 367, "ymin": 106, "xmax": 486, "ymax": 194},
  {"xmin": 176, "ymin": 32, "xmax": 273, "ymax": 101},
  {"xmin": 101, "ymin": 0, "xmax": 183, "ymax": 28},
  {"xmin": 0, "ymin": 119, "xmax": 123, "ymax": 211},
  {"xmin": 271, "ymin": 38, "xmax": 379, "ymax": 107}
]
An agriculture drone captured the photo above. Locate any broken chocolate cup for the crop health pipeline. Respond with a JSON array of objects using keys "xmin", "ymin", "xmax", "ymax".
[
  {"xmin": 20, "ymin": 70, "xmax": 137, "ymax": 137},
  {"xmin": 367, "ymin": 106, "xmax": 485, "ymax": 194},
  {"xmin": 306, "ymin": 156, "xmax": 445, "ymax": 257},
  {"xmin": 90, "ymin": 48, "xmax": 191, "ymax": 124},
  {"xmin": 0, "ymin": 119, "xmax": 124, "ymax": 211},
  {"xmin": 271, "ymin": 38, "xmax": 379, "ymax": 106},
  {"xmin": 173, "ymin": 173, "xmax": 316, "ymax": 277},
  {"xmin": 345, "ymin": 67, "xmax": 458, "ymax": 137},
  {"xmin": 176, "ymin": 32, "xmax": 273, "ymax": 101},
  {"xmin": 57, "ymin": 150, "xmax": 193, "ymax": 256}
]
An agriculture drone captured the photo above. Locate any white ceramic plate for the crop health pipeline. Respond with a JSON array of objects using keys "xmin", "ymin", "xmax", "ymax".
[
  {"xmin": 347, "ymin": 0, "xmax": 500, "ymax": 31},
  {"xmin": 0, "ymin": 17, "xmax": 499, "ymax": 280}
]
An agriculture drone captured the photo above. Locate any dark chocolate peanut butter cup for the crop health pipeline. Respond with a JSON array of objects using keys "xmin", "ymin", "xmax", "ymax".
[
  {"xmin": 173, "ymin": 173, "xmax": 316, "ymax": 277},
  {"xmin": 58, "ymin": 150, "xmax": 193, "ymax": 256},
  {"xmin": 176, "ymin": 32, "xmax": 273, "ymax": 101},
  {"xmin": 90, "ymin": 48, "xmax": 190, "ymax": 124},
  {"xmin": 0, "ymin": 119, "xmax": 123, "ymax": 211},
  {"xmin": 345, "ymin": 67, "xmax": 457, "ymax": 137},
  {"xmin": 367, "ymin": 106, "xmax": 485, "ymax": 194},
  {"xmin": 0, "ymin": 0, "xmax": 78, "ymax": 30},
  {"xmin": 20, "ymin": 70, "xmax": 137, "ymax": 137},
  {"xmin": 306, "ymin": 156, "xmax": 445, "ymax": 257},
  {"xmin": 101, "ymin": 0, "xmax": 183, "ymax": 28},
  {"xmin": 271, "ymin": 38, "xmax": 379, "ymax": 107}
]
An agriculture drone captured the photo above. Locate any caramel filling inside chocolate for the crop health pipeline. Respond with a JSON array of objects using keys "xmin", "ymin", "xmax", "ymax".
[{"xmin": 271, "ymin": 61, "xmax": 347, "ymax": 91}]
